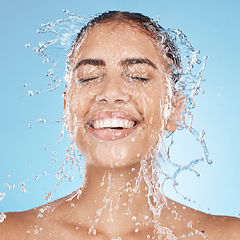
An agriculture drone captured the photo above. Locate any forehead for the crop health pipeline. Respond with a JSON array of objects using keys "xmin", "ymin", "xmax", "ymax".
[{"xmin": 71, "ymin": 22, "xmax": 167, "ymax": 68}]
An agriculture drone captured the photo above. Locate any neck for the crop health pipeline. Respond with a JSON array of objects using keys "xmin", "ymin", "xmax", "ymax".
[{"xmin": 68, "ymin": 160, "xmax": 161, "ymax": 236}]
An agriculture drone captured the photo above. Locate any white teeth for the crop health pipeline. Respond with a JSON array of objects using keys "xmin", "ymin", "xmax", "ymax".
[
  {"xmin": 119, "ymin": 119, "xmax": 124, "ymax": 128},
  {"xmin": 124, "ymin": 119, "xmax": 129, "ymax": 128},
  {"xmin": 112, "ymin": 118, "xmax": 119, "ymax": 128},
  {"xmin": 104, "ymin": 119, "xmax": 111, "ymax": 128},
  {"xmin": 96, "ymin": 120, "xmax": 99, "ymax": 129},
  {"xmin": 92, "ymin": 118, "xmax": 135, "ymax": 129}
]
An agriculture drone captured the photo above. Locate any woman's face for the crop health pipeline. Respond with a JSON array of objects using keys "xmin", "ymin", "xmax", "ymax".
[{"xmin": 67, "ymin": 22, "xmax": 174, "ymax": 169}]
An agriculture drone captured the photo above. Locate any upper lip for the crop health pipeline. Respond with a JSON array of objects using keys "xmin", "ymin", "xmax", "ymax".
[{"xmin": 85, "ymin": 110, "xmax": 142, "ymax": 128}]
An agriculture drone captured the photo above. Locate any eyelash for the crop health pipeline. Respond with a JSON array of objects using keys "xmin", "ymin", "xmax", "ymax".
[
  {"xmin": 78, "ymin": 77, "xmax": 98, "ymax": 83},
  {"xmin": 130, "ymin": 76, "xmax": 150, "ymax": 82},
  {"xmin": 78, "ymin": 75, "xmax": 150, "ymax": 84}
]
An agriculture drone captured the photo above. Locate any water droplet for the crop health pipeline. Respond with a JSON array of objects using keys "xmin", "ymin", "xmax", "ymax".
[
  {"xmin": 25, "ymin": 43, "xmax": 30, "ymax": 48},
  {"xmin": 44, "ymin": 192, "xmax": 52, "ymax": 201},
  {"xmin": 43, "ymin": 57, "xmax": 50, "ymax": 63},
  {"xmin": 23, "ymin": 83, "xmax": 28, "ymax": 87},
  {"xmin": 0, "ymin": 212, "xmax": 6, "ymax": 223},
  {"xmin": 27, "ymin": 124, "xmax": 32, "ymax": 129},
  {"xmin": 33, "ymin": 228, "xmax": 39, "ymax": 234},
  {"xmin": 28, "ymin": 91, "xmax": 33, "ymax": 96},
  {"xmin": 69, "ymin": 175, "xmax": 74, "ymax": 181},
  {"xmin": 92, "ymin": 228, "xmax": 96, "ymax": 235},
  {"xmin": 237, "ymin": 212, "xmax": 240, "ymax": 217},
  {"xmin": 18, "ymin": 181, "xmax": 25, "ymax": 187},
  {"xmin": 39, "ymin": 208, "xmax": 44, "ymax": 213},
  {"xmin": 136, "ymin": 153, "xmax": 141, "ymax": 157},
  {"xmin": 187, "ymin": 222, "xmax": 192, "ymax": 228},
  {"xmin": 131, "ymin": 168, "xmax": 135, "ymax": 172},
  {"xmin": 134, "ymin": 228, "xmax": 139, "ymax": 233},
  {"xmin": 37, "ymin": 118, "xmax": 46, "ymax": 123},
  {"xmin": 71, "ymin": 203, "xmax": 75, "ymax": 207},
  {"xmin": 0, "ymin": 193, "xmax": 6, "ymax": 201},
  {"xmin": 21, "ymin": 187, "xmax": 26, "ymax": 193},
  {"xmin": 188, "ymin": 232, "xmax": 193, "ymax": 237},
  {"xmin": 132, "ymin": 216, "xmax": 136, "ymax": 221},
  {"xmin": 4, "ymin": 183, "xmax": 15, "ymax": 190},
  {"xmin": 131, "ymin": 137, "xmax": 135, "ymax": 141},
  {"xmin": 37, "ymin": 213, "xmax": 43, "ymax": 218},
  {"xmin": 34, "ymin": 175, "xmax": 39, "ymax": 180}
]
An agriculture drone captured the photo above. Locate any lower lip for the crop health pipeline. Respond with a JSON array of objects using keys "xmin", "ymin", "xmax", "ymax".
[{"xmin": 88, "ymin": 124, "xmax": 139, "ymax": 141}]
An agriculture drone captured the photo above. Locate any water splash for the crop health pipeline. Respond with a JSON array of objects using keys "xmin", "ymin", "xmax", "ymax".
[
  {"xmin": 22, "ymin": 10, "xmax": 211, "ymax": 239},
  {"xmin": 0, "ymin": 192, "xmax": 5, "ymax": 201},
  {"xmin": 27, "ymin": 90, "xmax": 33, "ymax": 96},
  {"xmin": 0, "ymin": 212, "xmax": 6, "ymax": 223},
  {"xmin": 4, "ymin": 183, "xmax": 15, "ymax": 190}
]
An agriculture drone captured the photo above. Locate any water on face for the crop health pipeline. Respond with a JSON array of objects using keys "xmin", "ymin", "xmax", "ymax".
[{"xmin": 1, "ymin": 9, "xmax": 213, "ymax": 239}]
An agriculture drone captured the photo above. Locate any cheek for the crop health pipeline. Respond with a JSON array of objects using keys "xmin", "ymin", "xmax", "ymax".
[
  {"xmin": 69, "ymin": 87, "xmax": 95, "ymax": 118},
  {"xmin": 67, "ymin": 89, "xmax": 91, "ymax": 137},
  {"xmin": 136, "ymin": 87, "xmax": 166, "ymax": 142},
  {"xmin": 134, "ymin": 87, "xmax": 163, "ymax": 122}
]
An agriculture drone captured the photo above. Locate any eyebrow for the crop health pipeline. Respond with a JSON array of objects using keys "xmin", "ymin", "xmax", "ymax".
[
  {"xmin": 74, "ymin": 59, "xmax": 105, "ymax": 71},
  {"xmin": 74, "ymin": 58, "xmax": 157, "ymax": 71},
  {"xmin": 121, "ymin": 58, "xmax": 157, "ymax": 69}
]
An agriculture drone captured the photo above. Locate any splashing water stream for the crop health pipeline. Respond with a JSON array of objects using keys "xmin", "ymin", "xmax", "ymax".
[{"xmin": 1, "ymin": 10, "xmax": 216, "ymax": 239}]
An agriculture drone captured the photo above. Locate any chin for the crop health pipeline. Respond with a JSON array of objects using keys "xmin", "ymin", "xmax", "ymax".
[
  {"xmin": 75, "ymin": 121, "xmax": 161, "ymax": 170},
  {"xmin": 86, "ymin": 141, "xmax": 142, "ymax": 169}
]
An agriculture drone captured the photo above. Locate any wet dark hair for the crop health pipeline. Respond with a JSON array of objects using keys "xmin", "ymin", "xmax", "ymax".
[{"xmin": 71, "ymin": 11, "xmax": 182, "ymax": 83}]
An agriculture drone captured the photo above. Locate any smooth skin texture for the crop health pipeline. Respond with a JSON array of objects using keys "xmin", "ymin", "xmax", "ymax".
[{"xmin": 1, "ymin": 22, "xmax": 240, "ymax": 240}]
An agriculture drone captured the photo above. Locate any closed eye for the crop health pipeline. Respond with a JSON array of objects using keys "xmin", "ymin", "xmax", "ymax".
[
  {"xmin": 78, "ymin": 77, "xmax": 98, "ymax": 83},
  {"xmin": 130, "ymin": 76, "xmax": 150, "ymax": 82}
]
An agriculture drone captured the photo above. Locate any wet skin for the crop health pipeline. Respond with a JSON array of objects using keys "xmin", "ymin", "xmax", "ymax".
[
  {"xmin": 66, "ymin": 21, "xmax": 177, "ymax": 169},
  {"xmin": 1, "ymin": 22, "xmax": 240, "ymax": 240}
]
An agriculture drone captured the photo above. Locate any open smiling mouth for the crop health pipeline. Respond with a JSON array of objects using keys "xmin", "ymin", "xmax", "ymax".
[{"xmin": 87, "ymin": 117, "xmax": 140, "ymax": 141}]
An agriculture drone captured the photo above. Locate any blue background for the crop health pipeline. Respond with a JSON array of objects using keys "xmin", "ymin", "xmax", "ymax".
[{"xmin": 0, "ymin": 0, "xmax": 239, "ymax": 217}]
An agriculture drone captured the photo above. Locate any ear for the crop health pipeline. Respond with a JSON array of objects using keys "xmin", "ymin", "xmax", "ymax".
[{"xmin": 166, "ymin": 91, "xmax": 186, "ymax": 132}]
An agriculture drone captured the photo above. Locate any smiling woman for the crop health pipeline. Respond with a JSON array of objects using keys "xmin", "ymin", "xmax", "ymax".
[
  {"xmin": 65, "ymin": 17, "xmax": 177, "ymax": 170},
  {"xmin": 1, "ymin": 11, "xmax": 240, "ymax": 240}
]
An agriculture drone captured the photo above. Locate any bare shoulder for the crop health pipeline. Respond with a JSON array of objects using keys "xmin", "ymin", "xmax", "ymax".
[
  {"xmin": 0, "ymin": 202, "xmax": 56, "ymax": 238},
  {"xmin": 202, "ymin": 213, "xmax": 240, "ymax": 239},
  {"xmin": 163, "ymin": 198, "xmax": 240, "ymax": 239},
  {"xmin": 0, "ymin": 210, "xmax": 36, "ymax": 239},
  {"xmin": 0, "ymin": 195, "xmax": 73, "ymax": 239}
]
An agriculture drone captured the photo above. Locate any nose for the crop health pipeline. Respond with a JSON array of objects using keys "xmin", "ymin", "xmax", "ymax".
[{"xmin": 96, "ymin": 76, "xmax": 130, "ymax": 105}]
